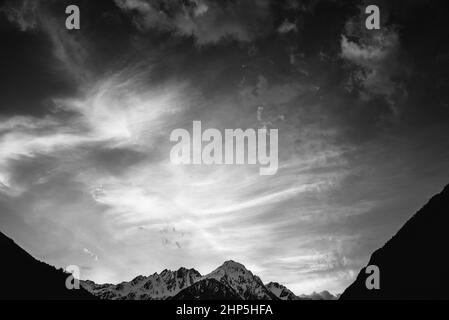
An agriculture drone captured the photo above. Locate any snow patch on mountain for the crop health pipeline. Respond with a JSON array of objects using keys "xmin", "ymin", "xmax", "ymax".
[
  {"xmin": 82, "ymin": 267, "xmax": 201, "ymax": 300},
  {"xmin": 82, "ymin": 260, "xmax": 335, "ymax": 300},
  {"xmin": 204, "ymin": 260, "xmax": 277, "ymax": 300}
]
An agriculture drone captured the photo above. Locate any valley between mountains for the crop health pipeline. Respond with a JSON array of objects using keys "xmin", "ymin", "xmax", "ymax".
[
  {"xmin": 3, "ymin": 185, "xmax": 449, "ymax": 300},
  {"xmin": 81, "ymin": 260, "xmax": 338, "ymax": 300}
]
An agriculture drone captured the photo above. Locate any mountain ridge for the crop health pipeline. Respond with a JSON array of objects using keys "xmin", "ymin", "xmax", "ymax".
[
  {"xmin": 81, "ymin": 260, "xmax": 313, "ymax": 300},
  {"xmin": 82, "ymin": 266, "xmax": 202, "ymax": 300},
  {"xmin": 4, "ymin": 184, "xmax": 449, "ymax": 300}
]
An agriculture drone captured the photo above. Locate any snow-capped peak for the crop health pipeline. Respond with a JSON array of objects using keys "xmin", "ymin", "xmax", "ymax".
[
  {"xmin": 81, "ymin": 267, "xmax": 202, "ymax": 300},
  {"xmin": 205, "ymin": 261, "xmax": 275, "ymax": 300},
  {"xmin": 208, "ymin": 260, "xmax": 251, "ymax": 278},
  {"xmin": 221, "ymin": 260, "xmax": 247, "ymax": 270},
  {"xmin": 82, "ymin": 261, "xmax": 294, "ymax": 301}
]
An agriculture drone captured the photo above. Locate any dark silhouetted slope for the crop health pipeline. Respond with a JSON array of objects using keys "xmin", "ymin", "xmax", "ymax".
[
  {"xmin": 341, "ymin": 185, "xmax": 449, "ymax": 300},
  {"xmin": 0, "ymin": 231, "xmax": 95, "ymax": 300}
]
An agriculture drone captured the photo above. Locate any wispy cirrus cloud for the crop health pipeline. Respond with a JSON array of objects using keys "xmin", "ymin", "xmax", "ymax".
[{"xmin": 1, "ymin": 0, "xmax": 39, "ymax": 31}]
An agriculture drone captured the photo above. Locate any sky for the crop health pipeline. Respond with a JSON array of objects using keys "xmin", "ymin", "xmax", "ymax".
[{"xmin": 0, "ymin": 0, "xmax": 449, "ymax": 295}]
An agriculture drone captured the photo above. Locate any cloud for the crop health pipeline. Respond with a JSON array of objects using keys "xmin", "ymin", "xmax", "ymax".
[
  {"xmin": 341, "ymin": 30, "xmax": 401, "ymax": 98},
  {"xmin": 84, "ymin": 248, "xmax": 99, "ymax": 261},
  {"xmin": 57, "ymin": 71, "xmax": 190, "ymax": 143},
  {"xmin": 42, "ymin": 19, "xmax": 90, "ymax": 82},
  {"xmin": 0, "ymin": 68, "xmax": 192, "ymax": 198},
  {"xmin": 340, "ymin": 7, "xmax": 410, "ymax": 111},
  {"xmin": 277, "ymin": 19, "xmax": 297, "ymax": 34},
  {"xmin": 114, "ymin": 0, "xmax": 271, "ymax": 44},
  {"xmin": 1, "ymin": 0, "xmax": 39, "ymax": 31}
]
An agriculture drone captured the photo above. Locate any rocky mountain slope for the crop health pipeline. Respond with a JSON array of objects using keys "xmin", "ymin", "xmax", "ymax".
[
  {"xmin": 82, "ymin": 267, "xmax": 202, "ymax": 300},
  {"xmin": 82, "ymin": 260, "xmax": 297, "ymax": 300},
  {"xmin": 171, "ymin": 278, "xmax": 242, "ymax": 300},
  {"xmin": 204, "ymin": 261, "xmax": 278, "ymax": 300}
]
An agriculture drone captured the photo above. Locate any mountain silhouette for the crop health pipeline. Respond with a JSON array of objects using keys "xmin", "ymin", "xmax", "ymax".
[
  {"xmin": 82, "ymin": 260, "xmax": 299, "ymax": 300},
  {"xmin": 340, "ymin": 185, "xmax": 449, "ymax": 300},
  {"xmin": 1, "ymin": 229, "xmax": 340, "ymax": 300},
  {"xmin": 204, "ymin": 260, "xmax": 279, "ymax": 300},
  {"xmin": 0, "ymin": 231, "xmax": 95, "ymax": 300},
  {"xmin": 6, "ymin": 183, "xmax": 449, "ymax": 300},
  {"xmin": 82, "ymin": 267, "xmax": 202, "ymax": 300},
  {"xmin": 171, "ymin": 278, "xmax": 242, "ymax": 300}
]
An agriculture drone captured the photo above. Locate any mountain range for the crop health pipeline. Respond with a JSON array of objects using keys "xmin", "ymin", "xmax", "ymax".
[
  {"xmin": 2, "ymin": 184, "xmax": 449, "ymax": 300},
  {"xmin": 0, "ymin": 228, "xmax": 337, "ymax": 300},
  {"xmin": 81, "ymin": 260, "xmax": 336, "ymax": 300}
]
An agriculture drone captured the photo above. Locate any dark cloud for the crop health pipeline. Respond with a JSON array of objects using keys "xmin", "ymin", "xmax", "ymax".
[{"xmin": 114, "ymin": 0, "xmax": 272, "ymax": 44}]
